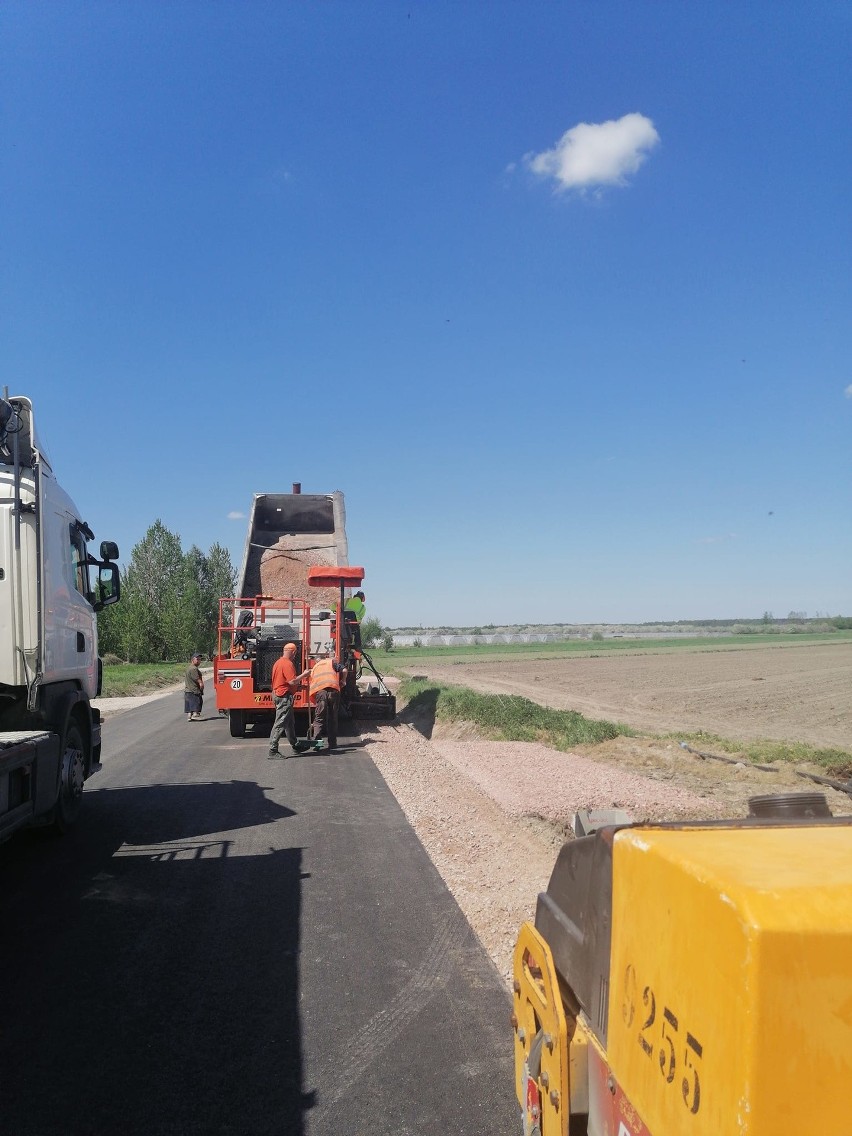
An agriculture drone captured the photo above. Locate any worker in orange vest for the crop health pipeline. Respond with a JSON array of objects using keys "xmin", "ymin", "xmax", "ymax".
[{"xmin": 309, "ymin": 654, "xmax": 348, "ymax": 753}]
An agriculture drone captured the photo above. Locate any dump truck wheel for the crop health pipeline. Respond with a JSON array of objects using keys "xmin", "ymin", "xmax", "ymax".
[
  {"xmin": 229, "ymin": 710, "xmax": 246, "ymax": 738},
  {"xmin": 53, "ymin": 719, "xmax": 86, "ymax": 833}
]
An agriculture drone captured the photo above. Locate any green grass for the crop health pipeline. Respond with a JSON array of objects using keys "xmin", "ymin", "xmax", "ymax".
[
  {"xmin": 369, "ymin": 630, "xmax": 852, "ymax": 670},
  {"xmin": 397, "ymin": 679, "xmax": 852, "ymax": 781},
  {"xmin": 100, "ymin": 662, "xmax": 189, "ymax": 697},
  {"xmin": 398, "ymin": 677, "xmax": 629, "ymax": 748}
]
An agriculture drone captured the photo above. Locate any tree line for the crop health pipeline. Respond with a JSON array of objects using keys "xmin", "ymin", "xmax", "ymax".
[
  {"xmin": 98, "ymin": 520, "xmax": 237, "ymax": 663},
  {"xmin": 97, "ymin": 519, "xmax": 396, "ymax": 662}
]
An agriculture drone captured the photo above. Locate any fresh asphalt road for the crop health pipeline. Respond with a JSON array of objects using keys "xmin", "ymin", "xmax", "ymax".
[{"xmin": 0, "ymin": 692, "xmax": 519, "ymax": 1136}]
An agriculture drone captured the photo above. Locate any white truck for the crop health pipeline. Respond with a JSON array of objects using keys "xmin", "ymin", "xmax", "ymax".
[{"xmin": 0, "ymin": 393, "xmax": 120, "ymax": 839}]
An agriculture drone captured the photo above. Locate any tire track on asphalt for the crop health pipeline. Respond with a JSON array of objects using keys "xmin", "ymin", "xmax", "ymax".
[{"xmin": 315, "ymin": 914, "xmax": 464, "ymax": 1109}]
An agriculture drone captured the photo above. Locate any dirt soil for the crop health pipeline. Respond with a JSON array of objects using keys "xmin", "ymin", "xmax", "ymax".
[{"xmin": 415, "ymin": 640, "xmax": 852, "ymax": 750}]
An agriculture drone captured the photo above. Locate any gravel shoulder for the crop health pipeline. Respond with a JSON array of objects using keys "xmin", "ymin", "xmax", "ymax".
[{"xmin": 93, "ymin": 689, "xmax": 183, "ymax": 716}]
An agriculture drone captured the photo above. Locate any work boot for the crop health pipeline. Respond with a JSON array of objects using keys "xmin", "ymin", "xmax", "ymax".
[
  {"xmin": 312, "ymin": 740, "xmax": 324, "ymax": 751},
  {"xmin": 267, "ymin": 748, "xmax": 281, "ymax": 759},
  {"xmin": 294, "ymin": 740, "xmax": 310, "ymax": 753}
]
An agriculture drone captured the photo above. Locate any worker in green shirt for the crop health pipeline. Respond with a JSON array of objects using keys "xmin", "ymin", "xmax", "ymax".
[{"xmin": 344, "ymin": 590, "xmax": 366, "ymax": 621}]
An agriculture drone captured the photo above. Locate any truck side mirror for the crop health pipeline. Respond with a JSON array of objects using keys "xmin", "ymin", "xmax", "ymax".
[
  {"xmin": 100, "ymin": 540, "xmax": 120, "ymax": 562},
  {"xmin": 93, "ymin": 563, "xmax": 121, "ymax": 611}
]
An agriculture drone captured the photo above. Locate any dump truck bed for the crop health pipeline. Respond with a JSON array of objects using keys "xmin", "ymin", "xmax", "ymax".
[{"xmin": 237, "ymin": 491, "xmax": 349, "ymax": 607}]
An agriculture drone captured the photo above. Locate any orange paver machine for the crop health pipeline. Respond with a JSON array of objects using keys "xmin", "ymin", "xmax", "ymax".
[{"xmin": 214, "ymin": 566, "xmax": 394, "ymax": 740}]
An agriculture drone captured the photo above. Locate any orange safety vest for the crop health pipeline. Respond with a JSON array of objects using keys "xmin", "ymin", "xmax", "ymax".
[{"xmin": 309, "ymin": 658, "xmax": 340, "ymax": 698}]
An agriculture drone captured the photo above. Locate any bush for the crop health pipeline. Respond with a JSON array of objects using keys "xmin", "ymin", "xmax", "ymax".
[
  {"xmin": 360, "ymin": 617, "xmax": 384, "ymax": 648},
  {"xmin": 102, "ymin": 653, "xmax": 126, "ymax": 666},
  {"xmin": 361, "ymin": 616, "xmax": 395, "ymax": 651}
]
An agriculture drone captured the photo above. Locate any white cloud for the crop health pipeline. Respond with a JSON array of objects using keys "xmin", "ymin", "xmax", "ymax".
[
  {"xmin": 227, "ymin": 511, "xmax": 246, "ymax": 520},
  {"xmin": 525, "ymin": 112, "xmax": 660, "ymax": 192},
  {"xmin": 844, "ymin": 384, "xmax": 852, "ymax": 399}
]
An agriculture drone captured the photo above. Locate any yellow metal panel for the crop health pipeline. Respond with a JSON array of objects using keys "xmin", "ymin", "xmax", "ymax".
[
  {"xmin": 606, "ymin": 825, "xmax": 852, "ymax": 1135},
  {"xmin": 512, "ymin": 922, "xmax": 573, "ymax": 1136}
]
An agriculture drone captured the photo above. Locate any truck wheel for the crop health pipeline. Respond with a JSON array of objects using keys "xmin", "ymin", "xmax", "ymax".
[
  {"xmin": 229, "ymin": 710, "xmax": 246, "ymax": 738},
  {"xmin": 53, "ymin": 720, "xmax": 86, "ymax": 833}
]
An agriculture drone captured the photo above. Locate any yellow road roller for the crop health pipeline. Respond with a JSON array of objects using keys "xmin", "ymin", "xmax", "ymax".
[{"xmin": 512, "ymin": 794, "xmax": 852, "ymax": 1135}]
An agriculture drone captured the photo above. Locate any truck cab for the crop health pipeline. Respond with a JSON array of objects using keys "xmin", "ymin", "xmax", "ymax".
[{"xmin": 0, "ymin": 394, "xmax": 120, "ymax": 838}]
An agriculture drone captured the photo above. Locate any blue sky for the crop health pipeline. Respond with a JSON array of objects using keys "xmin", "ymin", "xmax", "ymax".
[{"xmin": 3, "ymin": 2, "xmax": 850, "ymax": 626}]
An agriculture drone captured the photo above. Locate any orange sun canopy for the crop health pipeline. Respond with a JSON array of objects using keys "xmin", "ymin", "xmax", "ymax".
[{"xmin": 307, "ymin": 565, "xmax": 365, "ymax": 588}]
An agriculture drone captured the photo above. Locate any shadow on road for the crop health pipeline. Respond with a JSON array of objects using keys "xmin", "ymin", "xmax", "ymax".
[{"xmin": 0, "ymin": 779, "xmax": 310, "ymax": 1136}]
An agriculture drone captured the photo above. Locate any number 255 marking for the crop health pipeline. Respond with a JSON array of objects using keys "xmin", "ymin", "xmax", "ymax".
[{"xmin": 624, "ymin": 965, "xmax": 703, "ymax": 1115}]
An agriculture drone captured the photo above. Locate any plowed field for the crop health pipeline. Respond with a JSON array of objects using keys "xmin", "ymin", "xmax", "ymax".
[{"xmin": 413, "ymin": 641, "xmax": 852, "ymax": 751}]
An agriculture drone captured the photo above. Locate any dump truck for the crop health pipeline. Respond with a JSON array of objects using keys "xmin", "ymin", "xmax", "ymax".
[
  {"xmin": 213, "ymin": 486, "xmax": 394, "ymax": 737},
  {"xmin": 512, "ymin": 792, "xmax": 852, "ymax": 1135},
  {"xmin": 0, "ymin": 393, "xmax": 121, "ymax": 839}
]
